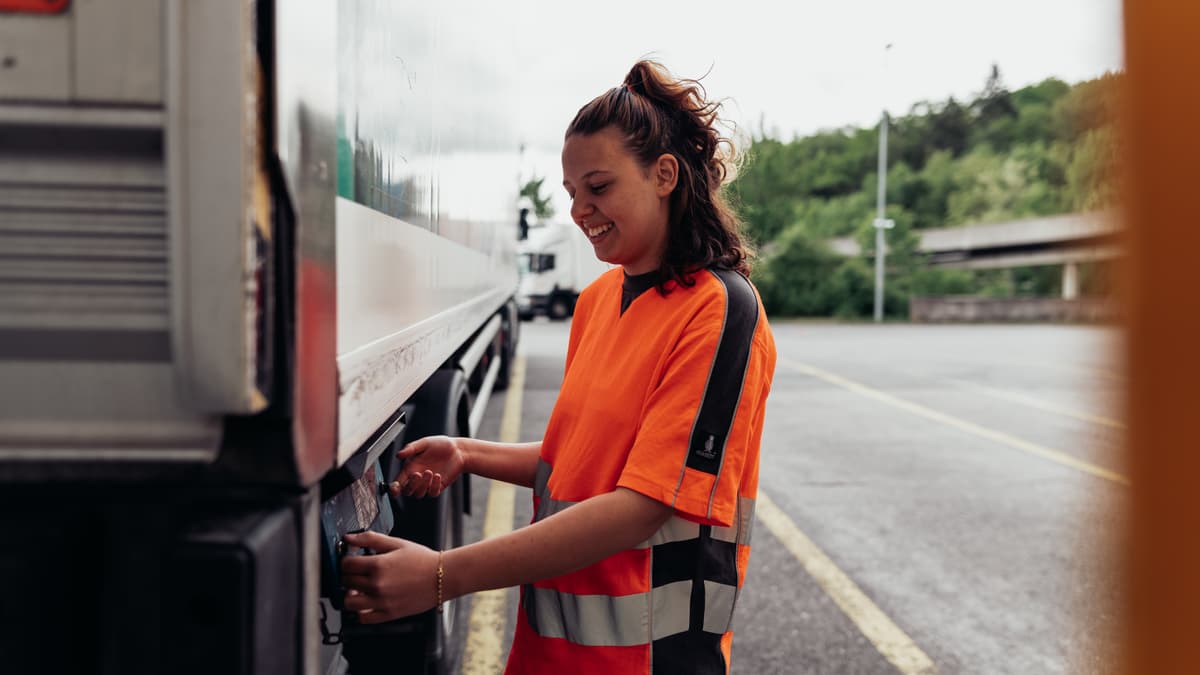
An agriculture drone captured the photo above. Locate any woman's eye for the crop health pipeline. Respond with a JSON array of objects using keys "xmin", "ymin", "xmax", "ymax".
[{"xmin": 590, "ymin": 184, "xmax": 609, "ymax": 194}]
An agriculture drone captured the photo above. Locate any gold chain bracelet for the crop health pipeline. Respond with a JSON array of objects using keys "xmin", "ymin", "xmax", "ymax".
[{"xmin": 436, "ymin": 550, "xmax": 445, "ymax": 614}]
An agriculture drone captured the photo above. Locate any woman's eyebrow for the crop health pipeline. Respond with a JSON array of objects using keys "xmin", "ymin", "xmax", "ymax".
[
  {"xmin": 562, "ymin": 169, "xmax": 614, "ymax": 190},
  {"xmin": 563, "ymin": 169, "xmax": 612, "ymax": 187}
]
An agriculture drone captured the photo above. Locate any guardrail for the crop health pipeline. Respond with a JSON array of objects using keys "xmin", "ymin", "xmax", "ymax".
[{"xmin": 910, "ymin": 296, "xmax": 1116, "ymax": 323}]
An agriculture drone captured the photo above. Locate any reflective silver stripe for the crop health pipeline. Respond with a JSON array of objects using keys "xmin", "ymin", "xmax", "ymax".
[
  {"xmin": 702, "ymin": 580, "xmax": 738, "ymax": 634},
  {"xmin": 738, "ymin": 495, "xmax": 755, "ymax": 547},
  {"xmin": 534, "ymin": 460, "xmax": 756, "ymax": 548},
  {"xmin": 534, "ymin": 458, "xmax": 552, "ymax": 496},
  {"xmin": 531, "ymin": 458, "xmax": 578, "ymax": 522},
  {"xmin": 650, "ymin": 580, "xmax": 693, "ymax": 640},
  {"xmin": 640, "ymin": 497, "xmax": 756, "ymax": 548},
  {"xmin": 713, "ymin": 495, "xmax": 756, "ymax": 546},
  {"xmin": 534, "ymin": 494, "xmax": 577, "ymax": 522},
  {"xmin": 524, "ymin": 580, "xmax": 739, "ymax": 646},
  {"xmin": 712, "ymin": 519, "xmax": 737, "ymax": 545},
  {"xmin": 526, "ymin": 586, "xmax": 650, "ymax": 647},
  {"xmin": 639, "ymin": 515, "xmax": 700, "ymax": 548}
]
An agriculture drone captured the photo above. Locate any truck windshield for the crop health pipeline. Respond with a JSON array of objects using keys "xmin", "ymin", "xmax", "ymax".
[{"xmin": 519, "ymin": 253, "xmax": 556, "ymax": 274}]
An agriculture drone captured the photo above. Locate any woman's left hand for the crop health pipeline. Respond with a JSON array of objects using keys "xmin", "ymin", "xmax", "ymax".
[{"xmin": 340, "ymin": 531, "xmax": 440, "ymax": 624}]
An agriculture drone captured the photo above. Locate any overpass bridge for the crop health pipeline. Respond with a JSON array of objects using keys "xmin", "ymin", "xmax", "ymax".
[{"xmin": 829, "ymin": 211, "xmax": 1120, "ymax": 299}]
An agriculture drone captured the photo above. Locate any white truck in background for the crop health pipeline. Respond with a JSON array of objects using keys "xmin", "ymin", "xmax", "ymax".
[{"xmin": 516, "ymin": 221, "xmax": 611, "ymax": 320}]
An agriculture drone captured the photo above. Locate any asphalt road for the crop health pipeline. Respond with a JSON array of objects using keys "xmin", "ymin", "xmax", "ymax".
[{"xmin": 463, "ymin": 319, "xmax": 1124, "ymax": 674}]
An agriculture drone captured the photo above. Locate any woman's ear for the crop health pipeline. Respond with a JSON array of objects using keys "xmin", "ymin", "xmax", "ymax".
[{"xmin": 654, "ymin": 153, "xmax": 679, "ymax": 197}]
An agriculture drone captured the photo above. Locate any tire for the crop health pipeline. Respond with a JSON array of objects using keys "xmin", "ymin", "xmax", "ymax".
[
  {"xmin": 494, "ymin": 306, "xmax": 515, "ymax": 391},
  {"xmin": 547, "ymin": 293, "xmax": 572, "ymax": 321},
  {"xmin": 427, "ymin": 481, "xmax": 464, "ymax": 675},
  {"xmin": 342, "ymin": 369, "xmax": 469, "ymax": 675}
]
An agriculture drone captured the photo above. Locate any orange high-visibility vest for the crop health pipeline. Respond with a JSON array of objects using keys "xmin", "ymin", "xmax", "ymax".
[{"xmin": 505, "ymin": 267, "xmax": 776, "ymax": 674}]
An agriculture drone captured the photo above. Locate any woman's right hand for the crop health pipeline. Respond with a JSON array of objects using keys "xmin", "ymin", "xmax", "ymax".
[{"xmin": 391, "ymin": 435, "xmax": 468, "ymax": 498}]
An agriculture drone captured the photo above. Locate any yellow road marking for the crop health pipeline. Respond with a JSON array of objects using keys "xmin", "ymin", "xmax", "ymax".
[
  {"xmin": 757, "ymin": 491, "xmax": 938, "ymax": 675},
  {"xmin": 461, "ymin": 354, "xmax": 525, "ymax": 675},
  {"xmin": 941, "ymin": 377, "xmax": 1124, "ymax": 430},
  {"xmin": 781, "ymin": 358, "xmax": 1129, "ymax": 485}
]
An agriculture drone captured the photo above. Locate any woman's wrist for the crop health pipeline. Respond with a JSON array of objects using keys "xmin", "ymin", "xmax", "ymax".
[
  {"xmin": 442, "ymin": 546, "xmax": 470, "ymax": 600},
  {"xmin": 455, "ymin": 436, "xmax": 475, "ymax": 475}
]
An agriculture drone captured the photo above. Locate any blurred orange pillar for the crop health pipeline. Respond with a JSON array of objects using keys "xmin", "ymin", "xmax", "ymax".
[{"xmin": 1122, "ymin": 2, "xmax": 1200, "ymax": 673}]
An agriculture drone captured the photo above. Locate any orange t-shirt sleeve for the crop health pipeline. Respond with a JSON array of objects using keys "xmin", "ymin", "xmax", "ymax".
[{"xmin": 617, "ymin": 292, "xmax": 766, "ymax": 528}]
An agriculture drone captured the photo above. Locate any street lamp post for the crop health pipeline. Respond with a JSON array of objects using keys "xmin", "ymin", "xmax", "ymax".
[
  {"xmin": 873, "ymin": 44, "xmax": 894, "ymax": 323},
  {"xmin": 873, "ymin": 111, "xmax": 894, "ymax": 322}
]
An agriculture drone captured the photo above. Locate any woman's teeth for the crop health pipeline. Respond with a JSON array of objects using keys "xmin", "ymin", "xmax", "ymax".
[{"xmin": 585, "ymin": 223, "xmax": 613, "ymax": 237}]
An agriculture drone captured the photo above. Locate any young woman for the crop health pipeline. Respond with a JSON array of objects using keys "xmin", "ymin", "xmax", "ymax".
[{"xmin": 342, "ymin": 60, "xmax": 776, "ymax": 674}]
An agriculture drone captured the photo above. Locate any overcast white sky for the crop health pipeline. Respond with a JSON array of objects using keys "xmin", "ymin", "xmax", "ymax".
[
  {"xmin": 510, "ymin": 0, "xmax": 1123, "ymax": 161},
  {"xmin": 500, "ymin": 0, "xmax": 1125, "ymax": 217}
]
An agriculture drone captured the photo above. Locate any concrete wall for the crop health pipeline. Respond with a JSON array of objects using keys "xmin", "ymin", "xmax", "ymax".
[{"xmin": 910, "ymin": 296, "xmax": 1116, "ymax": 323}]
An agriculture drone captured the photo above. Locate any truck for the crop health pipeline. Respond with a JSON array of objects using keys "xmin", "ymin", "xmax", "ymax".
[
  {"xmin": 516, "ymin": 221, "xmax": 611, "ymax": 320},
  {"xmin": 0, "ymin": 2, "xmax": 523, "ymax": 674}
]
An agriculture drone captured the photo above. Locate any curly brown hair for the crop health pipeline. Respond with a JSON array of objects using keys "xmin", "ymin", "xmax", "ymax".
[{"xmin": 565, "ymin": 60, "xmax": 753, "ymax": 291}]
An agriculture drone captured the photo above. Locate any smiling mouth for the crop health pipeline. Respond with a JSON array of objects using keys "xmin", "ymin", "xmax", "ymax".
[{"xmin": 584, "ymin": 222, "xmax": 613, "ymax": 239}]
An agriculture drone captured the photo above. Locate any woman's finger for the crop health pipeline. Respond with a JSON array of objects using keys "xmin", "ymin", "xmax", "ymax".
[
  {"xmin": 404, "ymin": 472, "xmax": 427, "ymax": 497},
  {"xmin": 418, "ymin": 470, "xmax": 436, "ymax": 498},
  {"xmin": 344, "ymin": 530, "xmax": 406, "ymax": 553},
  {"xmin": 358, "ymin": 608, "xmax": 395, "ymax": 625},
  {"xmin": 396, "ymin": 439, "xmax": 424, "ymax": 459},
  {"xmin": 343, "ymin": 593, "xmax": 375, "ymax": 612},
  {"xmin": 400, "ymin": 472, "xmax": 422, "ymax": 496},
  {"xmin": 341, "ymin": 555, "xmax": 375, "ymax": 576},
  {"xmin": 411, "ymin": 471, "xmax": 432, "ymax": 498},
  {"xmin": 340, "ymin": 571, "xmax": 372, "ymax": 589}
]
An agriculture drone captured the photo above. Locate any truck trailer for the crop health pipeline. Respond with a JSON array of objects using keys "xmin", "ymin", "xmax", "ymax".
[{"xmin": 0, "ymin": 2, "xmax": 523, "ymax": 674}]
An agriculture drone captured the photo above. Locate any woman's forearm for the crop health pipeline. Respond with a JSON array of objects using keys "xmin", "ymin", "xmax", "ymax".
[
  {"xmin": 442, "ymin": 487, "xmax": 673, "ymax": 599},
  {"xmin": 458, "ymin": 438, "xmax": 541, "ymax": 488}
]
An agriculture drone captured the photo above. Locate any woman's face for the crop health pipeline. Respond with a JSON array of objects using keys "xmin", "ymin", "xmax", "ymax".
[{"xmin": 561, "ymin": 126, "xmax": 678, "ymax": 275}]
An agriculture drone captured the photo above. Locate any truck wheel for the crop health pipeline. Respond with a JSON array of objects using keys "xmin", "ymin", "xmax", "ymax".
[
  {"xmin": 547, "ymin": 293, "xmax": 572, "ymax": 321},
  {"xmin": 494, "ymin": 306, "xmax": 516, "ymax": 391},
  {"xmin": 403, "ymin": 370, "xmax": 468, "ymax": 675},
  {"xmin": 428, "ymin": 480, "xmax": 464, "ymax": 675},
  {"xmin": 343, "ymin": 369, "xmax": 468, "ymax": 675}
]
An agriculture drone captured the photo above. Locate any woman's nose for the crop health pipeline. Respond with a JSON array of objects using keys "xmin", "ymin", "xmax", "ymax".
[{"xmin": 570, "ymin": 197, "xmax": 594, "ymax": 224}]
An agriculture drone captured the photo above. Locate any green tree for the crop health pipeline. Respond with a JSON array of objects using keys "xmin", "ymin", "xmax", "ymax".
[
  {"xmin": 729, "ymin": 68, "xmax": 1123, "ymax": 318},
  {"xmin": 1051, "ymin": 72, "xmax": 1122, "ymax": 144},
  {"xmin": 756, "ymin": 225, "xmax": 842, "ymax": 316},
  {"xmin": 519, "ymin": 175, "xmax": 556, "ymax": 219},
  {"xmin": 1065, "ymin": 126, "xmax": 1119, "ymax": 210},
  {"xmin": 971, "ymin": 64, "xmax": 1020, "ymax": 151},
  {"xmin": 928, "ymin": 98, "xmax": 972, "ymax": 156}
]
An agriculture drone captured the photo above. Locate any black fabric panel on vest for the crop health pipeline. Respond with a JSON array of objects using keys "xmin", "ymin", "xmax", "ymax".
[
  {"xmin": 685, "ymin": 269, "xmax": 759, "ymax": 475},
  {"xmin": 520, "ymin": 584, "xmax": 539, "ymax": 635},
  {"xmin": 651, "ymin": 630, "xmax": 726, "ymax": 675},
  {"xmin": 650, "ymin": 529, "xmax": 739, "ymax": 588}
]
